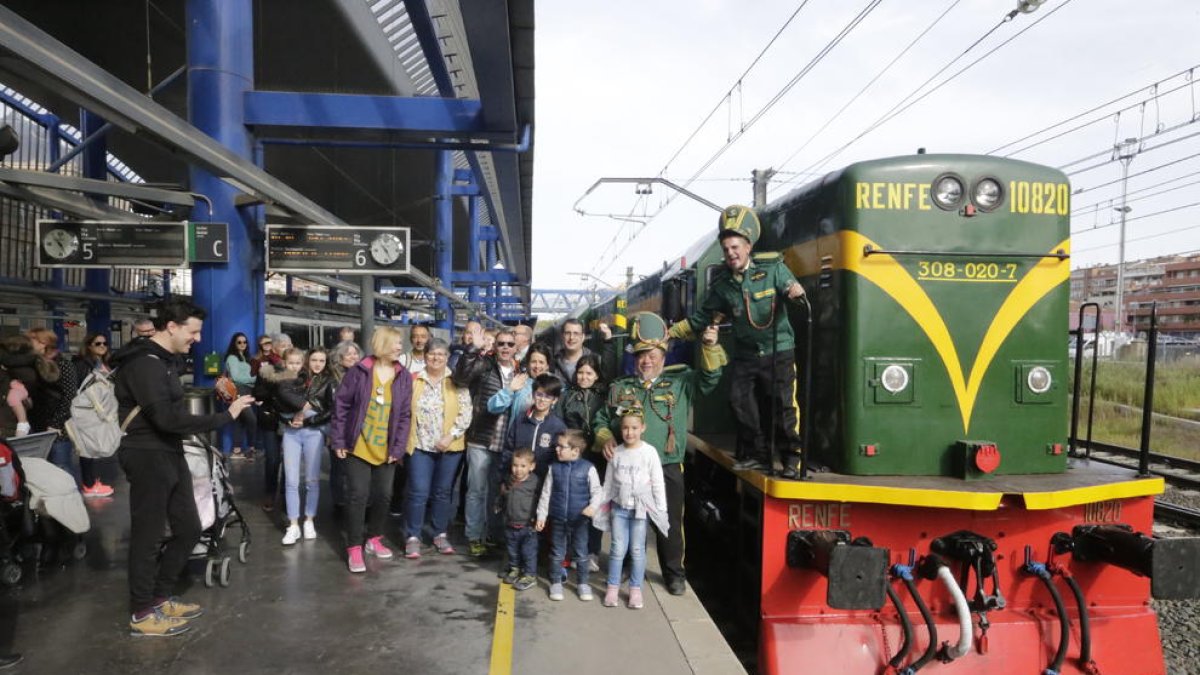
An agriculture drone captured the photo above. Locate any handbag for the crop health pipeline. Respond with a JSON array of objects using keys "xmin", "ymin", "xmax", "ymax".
[{"xmin": 214, "ymin": 373, "xmax": 237, "ymax": 402}]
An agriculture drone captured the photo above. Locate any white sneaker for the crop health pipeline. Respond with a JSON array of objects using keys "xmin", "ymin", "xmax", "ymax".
[
  {"xmin": 549, "ymin": 581, "xmax": 564, "ymax": 601},
  {"xmin": 281, "ymin": 525, "xmax": 301, "ymax": 546},
  {"xmin": 303, "ymin": 520, "xmax": 317, "ymax": 540}
]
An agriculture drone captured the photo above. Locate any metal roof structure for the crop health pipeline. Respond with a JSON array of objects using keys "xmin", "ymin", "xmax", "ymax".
[{"xmin": 0, "ymin": 0, "xmax": 533, "ymax": 311}]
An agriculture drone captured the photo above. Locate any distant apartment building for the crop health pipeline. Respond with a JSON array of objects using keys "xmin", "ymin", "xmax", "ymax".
[{"xmin": 1070, "ymin": 254, "xmax": 1200, "ymax": 339}]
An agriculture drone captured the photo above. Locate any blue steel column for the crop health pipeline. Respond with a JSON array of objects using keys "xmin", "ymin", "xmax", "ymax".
[
  {"xmin": 80, "ymin": 109, "xmax": 111, "ymax": 341},
  {"xmin": 434, "ymin": 150, "xmax": 454, "ymax": 337},
  {"xmin": 187, "ymin": 0, "xmax": 258, "ymax": 384},
  {"xmin": 467, "ymin": 196, "xmax": 480, "ymax": 306}
]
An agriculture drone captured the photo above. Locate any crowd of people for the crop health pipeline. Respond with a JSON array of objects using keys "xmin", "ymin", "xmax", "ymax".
[{"xmin": 0, "ymin": 206, "xmax": 805, "ymax": 664}]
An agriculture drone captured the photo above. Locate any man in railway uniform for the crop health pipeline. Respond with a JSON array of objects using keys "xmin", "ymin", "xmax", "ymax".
[
  {"xmin": 593, "ymin": 312, "xmax": 724, "ymax": 596},
  {"xmin": 669, "ymin": 205, "xmax": 806, "ymax": 479}
]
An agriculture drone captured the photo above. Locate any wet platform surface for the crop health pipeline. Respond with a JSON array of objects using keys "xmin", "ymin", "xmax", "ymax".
[{"xmin": 6, "ymin": 455, "xmax": 743, "ymax": 675}]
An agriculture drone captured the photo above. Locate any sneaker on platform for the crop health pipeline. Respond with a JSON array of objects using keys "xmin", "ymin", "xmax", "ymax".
[
  {"xmin": 153, "ymin": 597, "xmax": 204, "ymax": 620},
  {"xmin": 404, "ymin": 537, "xmax": 421, "ymax": 559},
  {"xmin": 513, "ymin": 575, "xmax": 536, "ymax": 591},
  {"xmin": 502, "ymin": 567, "xmax": 520, "ymax": 585},
  {"xmin": 549, "ymin": 581, "xmax": 564, "ymax": 601},
  {"xmin": 281, "ymin": 524, "xmax": 301, "ymax": 546},
  {"xmin": 731, "ymin": 457, "xmax": 769, "ymax": 472},
  {"xmin": 302, "ymin": 520, "xmax": 317, "ymax": 540},
  {"xmin": 578, "ymin": 584, "xmax": 594, "ymax": 601},
  {"xmin": 83, "ymin": 481, "xmax": 114, "ymax": 498},
  {"xmin": 588, "ymin": 554, "xmax": 601, "ymax": 573},
  {"xmin": 433, "ymin": 533, "xmax": 455, "ymax": 555},
  {"xmin": 603, "ymin": 584, "xmax": 620, "ymax": 607},
  {"xmin": 468, "ymin": 540, "xmax": 488, "ymax": 558},
  {"xmin": 129, "ymin": 609, "xmax": 189, "ymax": 637},
  {"xmin": 346, "ymin": 546, "xmax": 366, "ymax": 573},
  {"xmin": 365, "ymin": 536, "xmax": 394, "ymax": 560},
  {"xmin": 628, "ymin": 587, "xmax": 644, "ymax": 609}
]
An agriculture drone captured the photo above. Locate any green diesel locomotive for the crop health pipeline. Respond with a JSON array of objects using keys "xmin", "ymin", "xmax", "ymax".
[{"xmin": 565, "ymin": 153, "xmax": 1195, "ymax": 675}]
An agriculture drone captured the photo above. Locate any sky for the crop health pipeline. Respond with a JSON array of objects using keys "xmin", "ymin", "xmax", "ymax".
[{"xmin": 530, "ymin": 0, "xmax": 1200, "ymax": 293}]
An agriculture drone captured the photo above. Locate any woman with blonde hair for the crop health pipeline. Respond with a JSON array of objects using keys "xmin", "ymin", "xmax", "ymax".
[{"xmin": 329, "ymin": 327, "xmax": 413, "ymax": 573}]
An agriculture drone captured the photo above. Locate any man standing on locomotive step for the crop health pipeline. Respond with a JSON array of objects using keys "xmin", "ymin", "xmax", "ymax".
[
  {"xmin": 593, "ymin": 312, "xmax": 725, "ymax": 596},
  {"xmin": 669, "ymin": 205, "xmax": 806, "ymax": 479},
  {"xmin": 113, "ymin": 299, "xmax": 255, "ymax": 637}
]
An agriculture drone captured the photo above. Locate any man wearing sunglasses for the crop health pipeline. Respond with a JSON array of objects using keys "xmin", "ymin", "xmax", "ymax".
[{"xmin": 453, "ymin": 324, "xmax": 519, "ymax": 557}]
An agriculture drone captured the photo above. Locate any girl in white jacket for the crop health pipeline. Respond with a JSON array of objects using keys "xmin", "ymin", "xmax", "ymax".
[{"xmin": 594, "ymin": 410, "xmax": 667, "ymax": 609}]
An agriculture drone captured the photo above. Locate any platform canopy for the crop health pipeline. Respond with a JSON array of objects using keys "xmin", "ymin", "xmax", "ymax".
[{"xmin": 0, "ymin": 0, "xmax": 534, "ymax": 307}]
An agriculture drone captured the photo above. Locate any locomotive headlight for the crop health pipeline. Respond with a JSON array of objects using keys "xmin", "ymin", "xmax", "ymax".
[
  {"xmin": 932, "ymin": 175, "xmax": 964, "ymax": 210},
  {"xmin": 973, "ymin": 178, "xmax": 1003, "ymax": 211},
  {"xmin": 1027, "ymin": 366, "xmax": 1052, "ymax": 394},
  {"xmin": 880, "ymin": 364, "xmax": 910, "ymax": 394}
]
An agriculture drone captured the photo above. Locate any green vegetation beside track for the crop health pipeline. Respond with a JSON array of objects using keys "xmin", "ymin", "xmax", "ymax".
[{"xmin": 1070, "ymin": 358, "xmax": 1200, "ymax": 462}]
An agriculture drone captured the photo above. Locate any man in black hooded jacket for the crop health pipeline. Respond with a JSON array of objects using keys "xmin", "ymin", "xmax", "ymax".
[{"xmin": 112, "ymin": 299, "xmax": 254, "ymax": 637}]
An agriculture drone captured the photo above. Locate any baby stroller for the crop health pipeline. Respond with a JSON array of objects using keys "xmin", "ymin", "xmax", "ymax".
[
  {"xmin": 184, "ymin": 437, "xmax": 250, "ymax": 587},
  {"xmin": 0, "ymin": 432, "xmax": 90, "ymax": 585}
]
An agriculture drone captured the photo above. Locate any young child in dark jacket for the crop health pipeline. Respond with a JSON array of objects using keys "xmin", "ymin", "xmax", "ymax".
[
  {"xmin": 536, "ymin": 430, "xmax": 603, "ymax": 601},
  {"xmin": 496, "ymin": 448, "xmax": 539, "ymax": 591},
  {"xmin": 500, "ymin": 374, "xmax": 566, "ymax": 477}
]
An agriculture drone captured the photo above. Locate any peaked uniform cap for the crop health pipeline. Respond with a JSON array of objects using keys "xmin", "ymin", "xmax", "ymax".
[
  {"xmin": 628, "ymin": 312, "xmax": 669, "ymax": 353},
  {"xmin": 717, "ymin": 204, "xmax": 761, "ymax": 246}
]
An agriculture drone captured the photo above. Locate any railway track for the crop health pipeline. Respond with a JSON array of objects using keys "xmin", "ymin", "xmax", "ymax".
[{"xmin": 1071, "ymin": 439, "xmax": 1200, "ymax": 531}]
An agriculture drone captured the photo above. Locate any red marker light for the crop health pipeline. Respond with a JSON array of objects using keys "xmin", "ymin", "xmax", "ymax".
[
  {"xmin": 975, "ymin": 444, "xmax": 1001, "ymax": 473},
  {"xmin": 963, "ymin": 204, "xmax": 977, "ymax": 217}
]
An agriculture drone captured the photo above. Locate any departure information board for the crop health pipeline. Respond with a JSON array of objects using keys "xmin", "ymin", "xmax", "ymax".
[
  {"xmin": 36, "ymin": 220, "xmax": 188, "ymax": 268},
  {"xmin": 266, "ymin": 225, "xmax": 411, "ymax": 274}
]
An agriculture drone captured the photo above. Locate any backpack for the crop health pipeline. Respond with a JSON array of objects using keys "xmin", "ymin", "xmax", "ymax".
[{"xmin": 63, "ymin": 370, "xmax": 140, "ymax": 459}]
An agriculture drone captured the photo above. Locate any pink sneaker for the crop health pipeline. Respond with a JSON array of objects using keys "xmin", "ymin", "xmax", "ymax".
[
  {"xmin": 365, "ymin": 536, "xmax": 394, "ymax": 560},
  {"xmin": 346, "ymin": 546, "xmax": 366, "ymax": 573},
  {"xmin": 603, "ymin": 584, "xmax": 620, "ymax": 608},
  {"xmin": 82, "ymin": 482, "xmax": 114, "ymax": 498},
  {"xmin": 628, "ymin": 587, "xmax": 644, "ymax": 609}
]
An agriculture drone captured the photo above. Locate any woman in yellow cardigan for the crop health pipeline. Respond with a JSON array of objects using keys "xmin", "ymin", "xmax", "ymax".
[{"xmin": 402, "ymin": 338, "xmax": 473, "ymax": 559}]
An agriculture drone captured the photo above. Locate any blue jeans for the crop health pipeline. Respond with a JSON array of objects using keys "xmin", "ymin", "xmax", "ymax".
[
  {"xmin": 404, "ymin": 449, "xmax": 463, "ymax": 540},
  {"xmin": 607, "ymin": 505, "xmax": 647, "ymax": 589},
  {"xmin": 549, "ymin": 518, "xmax": 591, "ymax": 585},
  {"xmin": 465, "ymin": 445, "xmax": 500, "ymax": 542},
  {"xmin": 48, "ymin": 438, "xmax": 80, "ymax": 488},
  {"xmin": 282, "ymin": 426, "xmax": 324, "ymax": 520},
  {"xmin": 505, "ymin": 526, "xmax": 537, "ymax": 575}
]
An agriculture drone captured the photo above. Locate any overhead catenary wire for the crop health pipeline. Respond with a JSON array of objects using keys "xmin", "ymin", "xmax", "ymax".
[
  {"xmin": 990, "ymin": 66, "xmax": 1198, "ymax": 157},
  {"xmin": 781, "ymin": 0, "xmax": 1075, "ymax": 187},
  {"xmin": 656, "ymin": 0, "xmax": 813, "ymax": 178},
  {"xmin": 1072, "ymin": 175, "xmax": 1200, "ymax": 219},
  {"xmin": 1073, "ymin": 200, "xmax": 1200, "ymax": 236},
  {"xmin": 1073, "ymin": 149, "xmax": 1200, "ymax": 196},
  {"xmin": 590, "ymin": 0, "xmax": 886, "ymax": 276},
  {"xmin": 1075, "ymin": 217, "xmax": 1200, "ymax": 254},
  {"xmin": 769, "ymin": 0, "xmax": 965, "ymax": 193}
]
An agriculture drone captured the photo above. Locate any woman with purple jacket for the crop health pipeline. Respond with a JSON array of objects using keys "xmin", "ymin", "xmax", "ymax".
[{"xmin": 329, "ymin": 327, "xmax": 413, "ymax": 573}]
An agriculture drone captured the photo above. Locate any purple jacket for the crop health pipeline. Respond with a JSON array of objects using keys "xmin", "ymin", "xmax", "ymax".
[{"xmin": 329, "ymin": 357, "xmax": 413, "ymax": 462}]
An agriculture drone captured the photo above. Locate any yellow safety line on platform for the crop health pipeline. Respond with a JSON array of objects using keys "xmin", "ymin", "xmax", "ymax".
[
  {"xmin": 488, "ymin": 583, "xmax": 515, "ymax": 675},
  {"xmin": 1022, "ymin": 477, "xmax": 1164, "ymax": 510}
]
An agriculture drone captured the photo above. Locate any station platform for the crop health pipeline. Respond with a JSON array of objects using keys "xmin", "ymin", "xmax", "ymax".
[{"xmin": 6, "ymin": 457, "xmax": 743, "ymax": 675}]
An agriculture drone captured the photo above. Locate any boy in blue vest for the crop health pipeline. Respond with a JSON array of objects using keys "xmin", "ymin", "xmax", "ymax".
[{"xmin": 536, "ymin": 429, "xmax": 603, "ymax": 601}]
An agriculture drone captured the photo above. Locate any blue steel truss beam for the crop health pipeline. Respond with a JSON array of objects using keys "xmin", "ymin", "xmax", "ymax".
[{"xmin": 243, "ymin": 91, "xmax": 485, "ymax": 133}]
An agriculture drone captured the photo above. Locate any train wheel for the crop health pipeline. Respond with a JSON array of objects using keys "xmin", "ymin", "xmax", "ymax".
[
  {"xmin": 204, "ymin": 559, "xmax": 216, "ymax": 588},
  {"xmin": 238, "ymin": 540, "xmax": 249, "ymax": 564},
  {"xmin": 0, "ymin": 563, "xmax": 21, "ymax": 586},
  {"xmin": 219, "ymin": 557, "xmax": 231, "ymax": 587}
]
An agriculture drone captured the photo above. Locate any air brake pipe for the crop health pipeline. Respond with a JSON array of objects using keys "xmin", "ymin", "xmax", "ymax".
[
  {"xmin": 891, "ymin": 562, "xmax": 937, "ymax": 673},
  {"xmin": 935, "ymin": 564, "xmax": 973, "ymax": 660},
  {"xmin": 1024, "ymin": 550, "xmax": 1071, "ymax": 675},
  {"xmin": 883, "ymin": 584, "xmax": 915, "ymax": 674},
  {"xmin": 1060, "ymin": 573, "xmax": 1097, "ymax": 673}
]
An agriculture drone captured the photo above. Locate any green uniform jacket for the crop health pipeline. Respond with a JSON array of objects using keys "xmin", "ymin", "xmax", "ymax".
[
  {"xmin": 592, "ymin": 349, "xmax": 724, "ymax": 465},
  {"xmin": 675, "ymin": 254, "xmax": 799, "ymax": 359}
]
